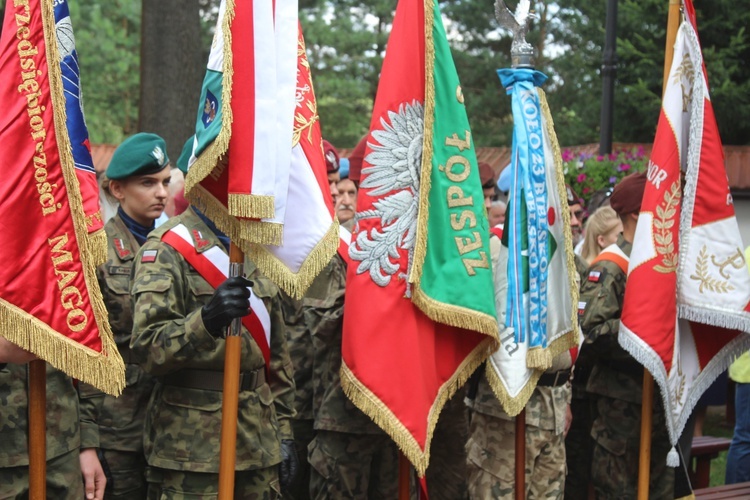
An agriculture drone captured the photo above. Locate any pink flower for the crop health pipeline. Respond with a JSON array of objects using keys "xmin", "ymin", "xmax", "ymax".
[
  {"xmin": 619, "ymin": 163, "xmax": 631, "ymax": 172},
  {"xmin": 583, "ymin": 187, "xmax": 591, "ymax": 194},
  {"xmin": 577, "ymin": 173, "xmax": 587, "ymax": 182},
  {"xmin": 596, "ymin": 155, "xmax": 604, "ymax": 161},
  {"xmin": 562, "ymin": 149, "xmax": 574, "ymax": 162},
  {"xmin": 609, "ymin": 153, "xmax": 617, "ymax": 161}
]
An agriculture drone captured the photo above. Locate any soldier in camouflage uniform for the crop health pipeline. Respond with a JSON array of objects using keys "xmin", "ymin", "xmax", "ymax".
[
  {"xmin": 130, "ymin": 206, "xmax": 298, "ymax": 498},
  {"xmin": 78, "ymin": 133, "xmax": 171, "ymax": 499},
  {"xmin": 578, "ymin": 172, "xmax": 673, "ymax": 499},
  {"xmin": 0, "ymin": 363, "xmax": 86, "ymax": 499},
  {"xmin": 280, "ymin": 140, "xmax": 342, "ymax": 500}
]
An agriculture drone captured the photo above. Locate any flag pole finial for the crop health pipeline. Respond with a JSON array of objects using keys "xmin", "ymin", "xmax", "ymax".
[{"xmin": 495, "ymin": 0, "xmax": 536, "ymax": 68}]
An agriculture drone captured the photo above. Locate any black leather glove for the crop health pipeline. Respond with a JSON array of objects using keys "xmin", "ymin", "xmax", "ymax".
[
  {"xmin": 279, "ymin": 439, "xmax": 300, "ymax": 492},
  {"xmin": 200, "ymin": 276, "xmax": 254, "ymax": 337}
]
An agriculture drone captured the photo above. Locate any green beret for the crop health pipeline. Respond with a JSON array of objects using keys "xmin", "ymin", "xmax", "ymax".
[{"xmin": 106, "ymin": 133, "xmax": 170, "ymax": 180}]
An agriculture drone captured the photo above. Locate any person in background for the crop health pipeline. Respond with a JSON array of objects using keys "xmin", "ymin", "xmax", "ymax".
[
  {"xmin": 726, "ymin": 350, "xmax": 750, "ymax": 484},
  {"xmin": 335, "ymin": 175, "xmax": 358, "ymax": 230},
  {"xmin": 579, "ymin": 206, "xmax": 622, "ymax": 265},
  {"xmin": 324, "ymin": 140, "xmax": 341, "ymax": 205},
  {"xmin": 78, "ymin": 133, "xmax": 171, "ymax": 499},
  {"xmin": 488, "ymin": 200, "xmax": 506, "ymax": 229},
  {"xmin": 479, "ymin": 162, "xmax": 498, "ymax": 211},
  {"xmin": 566, "ymin": 185, "xmax": 585, "ymax": 250}
]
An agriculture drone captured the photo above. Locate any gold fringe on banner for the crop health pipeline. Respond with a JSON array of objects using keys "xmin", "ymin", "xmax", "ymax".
[
  {"xmin": 237, "ymin": 220, "xmax": 282, "ymax": 247},
  {"xmin": 183, "ymin": 0, "xmax": 235, "ymax": 197},
  {"xmin": 228, "ymin": 193, "xmax": 275, "ymax": 220},
  {"xmin": 486, "ymin": 364, "xmax": 543, "ymax": 417},
  {"xmin": 412, "ymin": 288, "xmax": 500, "ymax": 338},
  {"xmin": 8, "ymin": 0, "xmax": 126, "ymax": 396},
  {"xmin": 84, "ymin": 229, "xmax": 108, "ymax": 267},
  {"xmin": 247, "ymin": 220, "xmax": 339, "ymax": 299},
  {"xmin": 340, "ymin": 336, "xmax": 494, "ymax": 476}
]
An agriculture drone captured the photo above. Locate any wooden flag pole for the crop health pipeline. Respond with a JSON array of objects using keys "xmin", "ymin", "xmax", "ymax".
[
  {"xmin": 637, "ymin": 3, "xmax": 681, "ymax": 499},
  {"xmin": 28, "ymin": 359, "xmax": 46, "ymax": 500},
  {"xmin": 218, "ymin": 243, "xmax": 245, "ymax": 500},
  {"xmin": 637, "ymin": 373, "xmax": 655, "ymax": 500},
  {"xmin": 515, "ymin": 408, "xmax": 526, "ymax": 500},
  {"xmin": 398, "ymin": 452, "xmax": 411, "ymax": 499}
]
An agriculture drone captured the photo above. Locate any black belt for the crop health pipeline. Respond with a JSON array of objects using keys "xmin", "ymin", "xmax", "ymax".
[
  {"xmin": 537, "ymin": 369, "xmax": 571, "ymax": 387},
  {"xmin": 163, "ymin": 368, "xmax": 265, "ymax": 392}
]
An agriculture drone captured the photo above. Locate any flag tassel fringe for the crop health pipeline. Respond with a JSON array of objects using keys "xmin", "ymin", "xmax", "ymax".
[
  {"xmin": 679, "ymin": 305, "xmax": 750, "ymax": 334},
  {"xmin": 84, "ymin": 229, "xmax": 108, "ymax": 267},
  {"xmin": 0, "ymin": 301, "xmax": 125, "ymax": 396},
  {"xmin": 228, "ymin": 193, "xmax": 275, "ymax": 221},
  {"xmin": 247, "ymin": 220, "xmax": 339, "ymax": 299},
  {"xmin": 412, "ymin": 288, "xmax": 500, "ymax": 338},
  {"xmin": 340, "ymin": 337, "xmax": 495, "ymax": 476}
]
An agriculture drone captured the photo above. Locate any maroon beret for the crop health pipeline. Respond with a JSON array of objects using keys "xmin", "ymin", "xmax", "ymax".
[
  {"xmin": 347, "ymin": 135, "xmax": 367, "ymax": 182},
  {"xmin": 479, "ymin": 162, "xmax": 497, "ymax": 188},
  {"xmin": 609, "ymin": 172, "xmax": 647, "ymax": 216},
  {"xmin": 323, "ymin": 140, "xmax": 340, "ymax": 174}
]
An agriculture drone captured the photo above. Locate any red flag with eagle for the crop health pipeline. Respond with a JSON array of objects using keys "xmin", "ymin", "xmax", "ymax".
[
  {"xmin": 0, "ymin": 0, "xmax": 124, "ymax": 395},
  {"xmin": 619, "ymin": 0, "xmax": 750, "ymax": 464},
  {"xmin": 181, "ymin": 0, "xmax": 337, "ymax": 298},
  {"xmin": 341, "ymin": 0, "xmax": 498, "ymax": 475}
]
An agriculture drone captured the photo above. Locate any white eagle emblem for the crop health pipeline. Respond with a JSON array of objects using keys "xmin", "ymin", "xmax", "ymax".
[
  {"xmin": 151, "ymin": 146, "xmax": 166, "ymax": 166},
  {"xmin": 350, "ymin": 100, "xmax": 424, "ymax": 287}
]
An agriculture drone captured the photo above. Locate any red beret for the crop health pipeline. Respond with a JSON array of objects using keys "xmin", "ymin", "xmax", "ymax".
[
  {"xmin": 479, "ymin": 162, "xmax": 497, "ymax": 188},
  {"xmin": 348, "ymin": 135, "xmax": 367, "ymax": 182},
  {"xmin": 609, "ymin": 172, "xmax": 647, "ymax": 216},
  {"xmin": 323, "ymin": 140, "xmax": 340, "ymax": 173}
]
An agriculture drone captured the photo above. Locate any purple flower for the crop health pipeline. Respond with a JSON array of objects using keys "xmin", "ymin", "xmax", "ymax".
[
  {"xmin": 609, "ymin": 176, "xmax": 618, "ymax": 184},
  {"xmin": 577, "ymin": 173, "xmax": 587, "ymax": 182}
]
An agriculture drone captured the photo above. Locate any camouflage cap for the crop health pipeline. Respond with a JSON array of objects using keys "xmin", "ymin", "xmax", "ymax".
[{"xmin": 107, "ymin": 133, "xmax": 170, "ymax": 180}]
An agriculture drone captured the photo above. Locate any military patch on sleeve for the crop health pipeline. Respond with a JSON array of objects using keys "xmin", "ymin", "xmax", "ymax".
[
  {"xmin": 141, "ymin": 250, "xmax": 158, "ymax": 263},
  {"xmin": 578, "ymin": 301, "xmax": 587, "ymax": 316},
  {"xmin": 587, "ymin": 271, "xmax": 601, "ymax": 282},
  {"xmin": 114, "ymin": 238, "xmax": 131, "ymax": 259}
]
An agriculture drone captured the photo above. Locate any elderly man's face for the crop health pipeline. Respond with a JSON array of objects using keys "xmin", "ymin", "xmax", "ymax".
[
  {"xmin": 489, "ymin": 204, "xmax": 506, "ymax": 227},
  {"xmin": 569, "ymin": 202, "xmax": 584, "ymax": 245},
  {"xmin": 336, "ymin": 178, "xmax": 358, "ymax": 223}
]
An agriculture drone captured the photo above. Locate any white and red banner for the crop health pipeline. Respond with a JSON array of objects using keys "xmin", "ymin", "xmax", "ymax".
[
  {"xmin": 619, "ymin": 0, "xmax": 750, "ymax": 463},
  {"xmin": 0, "ymin": 0, "xmax": 123, "ymax": 395},
  {"xmin": 183, "ymin": 0, "xmax": 337, "ymax": 298}
]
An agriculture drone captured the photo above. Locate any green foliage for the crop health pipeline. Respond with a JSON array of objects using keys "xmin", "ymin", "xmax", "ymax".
[
  {"xmin": 563, "ymin": 146, "xmax": 649, "ymax": 206},
  {"xmin": 68, "ymin": 1, "xmax": 141, "ymax": 145}
]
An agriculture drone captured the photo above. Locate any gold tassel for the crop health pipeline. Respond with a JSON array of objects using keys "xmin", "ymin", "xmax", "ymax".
[
  {"xmin": 84, "ymin": 229, "xmax": 108, "ymax": 267},
  {"xmin": 526, "ymin": 347, "xmax": 553, "ymax": 370},
  {"xmin": 247, "ymin": 220, "xmax": 339, "ymax": 299},
  {"xmin": 228, "ymin": 193, "xmax": 275, "ymax": 220},
  {"xmin": 486, "ymin": 363, "xmax": 543, "ymax": 417},
  {"xmin": 412, "ymin": 287, "xmax": 500, "ymax": 340}
]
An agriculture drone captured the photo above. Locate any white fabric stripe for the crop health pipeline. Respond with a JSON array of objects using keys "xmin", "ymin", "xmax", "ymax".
[
  {"xmin": 251, "ymin": 0, "xmax": 277, "ymax": 198},
  {"xmin": 339, "ymin": 225, "xmax": 352, "ymax": 245},
  {"xmin": 170, "ymin": 224, "xmax": 271, "ymax": 345},
  {"xmin": 206, "ymin": 0, "xmax": 226, "ymax": 72},
  {"xmin": 267, "ymin": 144, "xmax": 333, "ymax": 270},
  {"xmin": 264, "ymin": 0, "xmax": 299, "ymax": 225}
]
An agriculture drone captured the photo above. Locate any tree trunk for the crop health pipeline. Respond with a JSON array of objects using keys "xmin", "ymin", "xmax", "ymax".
[{"xmin": 139, "ymin": 0, "xmax": 202, "ymax": 161}]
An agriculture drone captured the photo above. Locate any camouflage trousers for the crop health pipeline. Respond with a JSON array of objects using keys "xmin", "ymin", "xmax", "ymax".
[
  {"xmin": 0, "ymin": 448, "xmax": 84, "ymax": 500},
  {"xmin": 145, "ymin": 465, "xmax": 280, "ymax": 499},
  {"xmin": 98, "ymin": 448, "xmax": 148, "ymax": 499},
  {"xmin": 590, "ymin": 395, "xmax": 673, "ymax": 500},
  {"xmin": 282, "ymin": 419, "xmax": 314, "ymax": 500},
  {"xmin": 564, "ymin": 394, "xmax": 595, "ymax": 500},
  {"xmin": 425, "ymin": 386, "xmax": 469, "ymax": 500},
  {"xmin": 308, "ymin": 430, "xmax": 399, "ymax": 500},
  {"xmin": 466, "ymin": 411, "xmax": 566, "ymax": 500}
]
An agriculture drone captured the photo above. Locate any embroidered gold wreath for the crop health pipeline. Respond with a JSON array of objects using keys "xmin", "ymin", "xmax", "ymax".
[
  {"xmin": 292, "ymin": 37, "xmax": 319, "ymax": 147},
  {"xmin": 653, "ymin": 180, "xmax": 680, "ymax": 274},
  {"xmin": 690, "ymin": 246, "xmax": 735, "ymax": 294}
]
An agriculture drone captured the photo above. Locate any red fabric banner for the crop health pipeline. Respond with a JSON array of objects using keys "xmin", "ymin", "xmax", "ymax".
[{"xmin": 0, "ymin": 0, "xmax": 123, "ymax": 395}]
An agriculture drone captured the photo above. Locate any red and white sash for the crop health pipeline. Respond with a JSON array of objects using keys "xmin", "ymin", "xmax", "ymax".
[
  {"xmin": 162, "ymin": 224, "xmax": 271, "ymax": 368},
  {"xmin": 338, "ymin": 225, "xmax": 352, "ymax": 265}
]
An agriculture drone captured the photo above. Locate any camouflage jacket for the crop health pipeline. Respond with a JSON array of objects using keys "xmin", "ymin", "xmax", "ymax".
[
  {"xmin": 78, "ymin": 214, "xmax": 156, "ymax": 451},
  {"xmin": 0, "ymin": 363, "xmax": 80, "ymax": 466},
  {"xmin": 307, "ymin": 254, "xmax": 382, "ymax": 434},
  {"xmin": 279, "ymin": 290, "xmax": 314, "ymax": 422},
  {"xmin": 579, "ymin": 236, "xmax": 645, "ymax": 404},
  {"xmin": 129, "ymin": 208, "xmax": 295, "ymax": 473}
]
